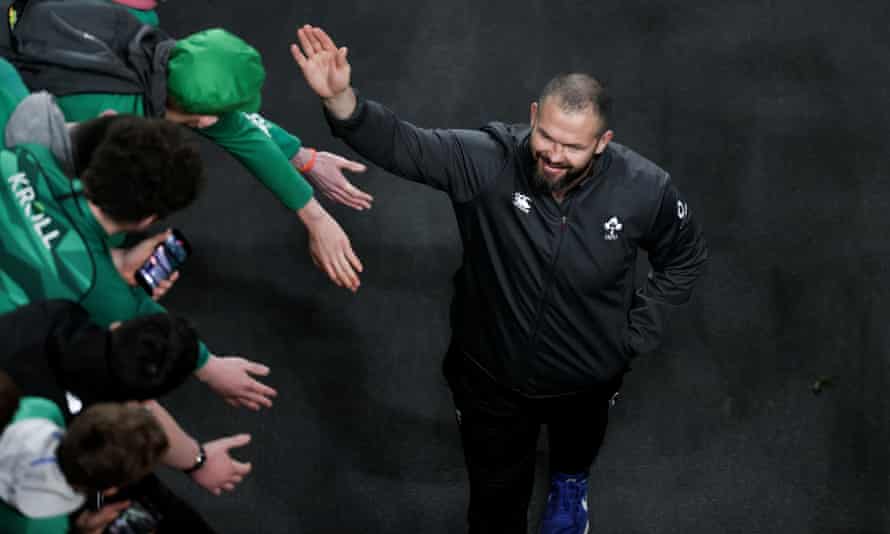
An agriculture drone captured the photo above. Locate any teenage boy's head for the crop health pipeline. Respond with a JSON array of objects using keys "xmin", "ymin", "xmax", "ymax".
[
  {"xmin": 163, "ymin": 28, "xmax": 265, "ymax": 129},
  {"xmin": 71, "ymin": 115, "xmax": 204, "ymax": 229},
  {"xmin": 56, "ymin": 402, "xmax": 168, "ymax": 492},
  {"xmin": 54, "ymin": 312, "xmax": 199, "ymax": 404}
]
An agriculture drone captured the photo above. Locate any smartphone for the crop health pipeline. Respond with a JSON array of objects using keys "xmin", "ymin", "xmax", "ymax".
[
  {"xmin": 136, "ymin": 229, "xmax": 190, "ymax": 295},
  {"xmin": 105, "ymin": 500, "xmax": 162, "ymax": 534}
]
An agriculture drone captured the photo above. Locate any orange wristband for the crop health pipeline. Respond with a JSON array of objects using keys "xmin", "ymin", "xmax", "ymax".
[{"xmin": 298, "ymin": 148, "xmax": 317, "ymax": 174}]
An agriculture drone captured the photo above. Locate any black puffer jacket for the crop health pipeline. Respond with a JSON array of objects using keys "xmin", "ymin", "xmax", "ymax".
[{"xmin": 328, "ymin": 97, "xmax": 708, "ymax": 397}]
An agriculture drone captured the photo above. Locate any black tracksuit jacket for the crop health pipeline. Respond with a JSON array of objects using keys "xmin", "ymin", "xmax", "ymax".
[{"xmin": 327, "ymin": 97, "xmax": 708, "ymax": 397}]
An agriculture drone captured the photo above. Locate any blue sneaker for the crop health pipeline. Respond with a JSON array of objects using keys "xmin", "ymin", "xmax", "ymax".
[{"xmin": 539, "ymin": 472, "xmax": 589, "ymax": 534}]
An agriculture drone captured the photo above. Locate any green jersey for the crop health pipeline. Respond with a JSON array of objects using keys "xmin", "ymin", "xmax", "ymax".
[{"xmin": 0, "ymin": 142, "xmax": 210, "ymax": 366}]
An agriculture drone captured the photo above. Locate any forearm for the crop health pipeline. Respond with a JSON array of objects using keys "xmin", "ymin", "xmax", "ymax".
[
  {"xmin": 296, "ymin": 196, "xmax": 328, "ymax": 226},
  {"xmin": 142, "ymin": 400, "xmax": 200, "ymax": 470},
  {"xmin": 323, "ymin": 87, "xmax": 358, "ymax": 120},
  {"xmin": 324, "ymin": 92, "xmax": 502, "ymax": 197},
  {"xmin": 199, "ymin": 112, "xmax": 314, "ymax": 211}
]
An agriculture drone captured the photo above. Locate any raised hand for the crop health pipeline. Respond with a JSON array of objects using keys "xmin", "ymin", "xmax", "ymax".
[{"xmin": 291, "ymin": 25, "xmax": 351, "ymax": 99}]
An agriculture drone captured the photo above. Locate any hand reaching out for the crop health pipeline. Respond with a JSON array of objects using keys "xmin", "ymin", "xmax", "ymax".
[
  {"xmin": 293, "ymin": 147, "xmax": 372, "ymax": 211},
  {"xmin": 190, "ymin": 434, "xmax": 253, "ymax": 496},
  {"xmin": 195, "ymin": 355, "xmax": 277, "ymax": 410}
]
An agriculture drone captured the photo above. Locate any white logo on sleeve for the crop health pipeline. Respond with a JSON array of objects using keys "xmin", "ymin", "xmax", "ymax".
[
  {"xmin": 243, "ymin": 113, "xmax": 272, "ymax": 138},
  {"xmin": 512, "ymin": 192, "xmax": 532, "ymax": 214},
  {"xmin": 604, "ymin": 216, "xmax": 623, "ymax": 240},
  {"xmin": 677, "ymin": 200, "xmax": 688, "ymax": 220}
]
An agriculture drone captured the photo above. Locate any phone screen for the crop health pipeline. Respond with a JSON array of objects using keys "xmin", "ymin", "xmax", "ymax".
[
  {"xmin": 105, "ymin": 500, "xmax": 162, "ymax": 534},
  {"xmin": 136, "ymin": 230, "xmax": 190, "ymax": 295}
]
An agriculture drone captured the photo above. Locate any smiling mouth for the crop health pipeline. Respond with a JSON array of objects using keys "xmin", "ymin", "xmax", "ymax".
[{"xmin": 541, "ymin": 161, "xmax": 568, "ymax": 174}]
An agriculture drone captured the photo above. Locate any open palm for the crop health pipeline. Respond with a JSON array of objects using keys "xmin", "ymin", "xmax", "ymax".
[{"xmin": 291, "ymin": 25, "xmax": 351, "ymax": 99}]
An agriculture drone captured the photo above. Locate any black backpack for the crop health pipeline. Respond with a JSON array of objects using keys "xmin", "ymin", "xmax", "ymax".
[{"xmin": 1, "ymin": 0, "xmax": 174, "ymax": 116}]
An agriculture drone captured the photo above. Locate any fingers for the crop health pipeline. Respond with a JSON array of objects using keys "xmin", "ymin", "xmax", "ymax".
[
  {"xmin": 236, "ymin": 398, "xmax": 262, "ymax": 411},
  {"xmin": 290, "ymin": 43, "xmax": 307, "ymax": 67},
  {"xmin": 249, "ymin": 378, "xmax": 277, "ymax": 398},
  {"xmin": 318, "ymin": 247, "xmax": 360, "ymax": 291},
  {"xmin": 307, "ymin": 25, "xmax": 325, "ymax": 55},
  {"xmin": 221, "ymin": 433, "xmax": 252, "ymax": 450},
  {"xmin": 78, "ymin": 500, "xmax": 130, "ymax": 531},
  {"xmin": 244, "ymin": 360, "xmax": 270, "ymax": 376},
  {"xmin": 346, "ymin": 245, "xmax": 364, "ymax": 274},
  {"xmin": 336, "ymin": 47, "xmax": 349, "ymax": 69},
  {"xmin": 233, "ymin": 460, "xmax": 252, "ymax": 476},
  {"xmin": 237, "ymin": 389, "xmax": 273, "ymax": 409},
  {"xmin": 297, "ymin": 26, "xmax": 314, "ymax": 58},
  {"xmin": 342, "ymin": 159, "xmax": 367, "ymax": 173},
  {"xmin": 151, "ymin": 271, "xmax": 178, "ymax": 300},
  {"xmin": 344, "ymin": 184, "xmax": 374, "ymax": 210},
  {"xmin": 313, "ymin": 27, "xmax": 338, "ymax": 50},
  {"xmin": 334, "ymin": 254, "xmax": 360, "ymax": 292},
  {"xmin": 101, "ymin": 500, "xmax": 131, "ymax": 519},
  {"xmin": 150, "ymin": 229, "xmax": 172, "ymax": 247}
]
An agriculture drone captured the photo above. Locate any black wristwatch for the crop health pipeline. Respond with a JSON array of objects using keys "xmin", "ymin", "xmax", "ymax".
[{"xmin": 183, "ymin": 443, "xmax": 207, "ymax": 474}]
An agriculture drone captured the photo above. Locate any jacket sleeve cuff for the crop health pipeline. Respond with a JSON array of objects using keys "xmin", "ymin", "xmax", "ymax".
[
  {"xmin": 323, "ymin": 90, "xmax": 368, "ymax": 138},
  {"xmin": 196, "ymin": 341, "xmax": 210, "ymax": 369}
]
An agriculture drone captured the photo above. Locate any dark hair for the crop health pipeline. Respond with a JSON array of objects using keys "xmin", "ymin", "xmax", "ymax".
[
  {"xmin": 72, "ymin": 115, "xmax": 204, "ymax": 223},
  {"xmin": 539, "ymin": 73, "xmax": 611, "ymax": 130},
  {"xmin": 57, "ymin": 403, "xmax": 168, "ymax": 491},
  {"xmin": 108, "ymin": 313, "xmax": 198, "ymax": 400},
  {"xmin": 0, "ymin": 370, "xmax": 22, "ymax": 428}
]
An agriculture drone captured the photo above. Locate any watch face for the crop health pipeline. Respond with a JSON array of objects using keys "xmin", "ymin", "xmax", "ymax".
[{"xmin": 185, "ymin": 445, "xmax": 206, "ymax": 473}]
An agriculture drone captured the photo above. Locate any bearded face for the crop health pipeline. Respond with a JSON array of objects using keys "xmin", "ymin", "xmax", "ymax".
[{"xmin": 528, "ymin": 97, "xmax": 611, "ymax": 195}]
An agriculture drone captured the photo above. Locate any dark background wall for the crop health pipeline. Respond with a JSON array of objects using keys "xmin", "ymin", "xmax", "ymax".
[{"xmin": 152, "ymin": 1, "xmax": 889, "ymax": 532}]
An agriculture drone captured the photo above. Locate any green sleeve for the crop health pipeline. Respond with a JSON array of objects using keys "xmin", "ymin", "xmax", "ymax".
[
  {"xmin": 243, "ymin": 113, "xmax": 303, "ymax": 159},
  {"xmin": 200, "ymin": 111, "xmax": 312, "ymax": 211},
  {"xmin": 0, "ymin": 58, "xmax": 28, "ymax": 135},
  {"xmin": 0, "ymin": 503, "xmax": 68, "ymax": 534},
  {"xmin": 81, "ymin": 253, "xmax": 210, "ymax": 368}
]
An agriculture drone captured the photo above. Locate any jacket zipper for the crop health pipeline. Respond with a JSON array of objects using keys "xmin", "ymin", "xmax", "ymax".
[{"xmin": 528, "ymin": 207, "xmax": 572, "ymax": 356}]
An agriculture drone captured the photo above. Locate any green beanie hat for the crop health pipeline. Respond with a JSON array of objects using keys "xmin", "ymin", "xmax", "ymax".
[{"xmin": 167, "ymin": 28, "xmax": 265, "ymax": 114}]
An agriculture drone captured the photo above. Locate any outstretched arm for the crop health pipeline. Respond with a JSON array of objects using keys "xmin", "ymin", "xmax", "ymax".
[
  {"xmin": 291, "ymin": 25, "xmax": 507, "ymax": 201},
  {"xmin": 143, "ymin": 400, "xmax": 253, "ymax": 496}
]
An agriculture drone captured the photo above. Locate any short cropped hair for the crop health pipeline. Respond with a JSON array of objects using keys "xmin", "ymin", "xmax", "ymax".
[
  {"xmin": 109, "ymin": 313, "xmax": 198, "ymax": 400},
  {"xmin": 539, "ymin": 73, "xmax": 611, "ymax": 129},
  {"xmin": 0, "ymin": 370, "xmax": 22, "ymax": 428},
  {"xmin": 73, "ymin": 115, "xmax": 204, "ymax": 224},
  {"xmin": 57, "ymin": 403, "xmax": 168, "ymax": 491}
]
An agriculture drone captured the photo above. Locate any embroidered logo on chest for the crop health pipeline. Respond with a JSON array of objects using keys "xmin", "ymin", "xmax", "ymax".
[
  {"xmin": 603, "ymin": 216, "xmax": 623, "ymax": 241},
  {"xmin": 512, "ymin": 192, "xmax": 532, "ymax": 214}
]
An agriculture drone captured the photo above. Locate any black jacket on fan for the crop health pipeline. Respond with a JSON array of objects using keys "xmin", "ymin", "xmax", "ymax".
[{"xmin": 327, "ymin": 97, "xmax": 708, "ymax": 397}]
